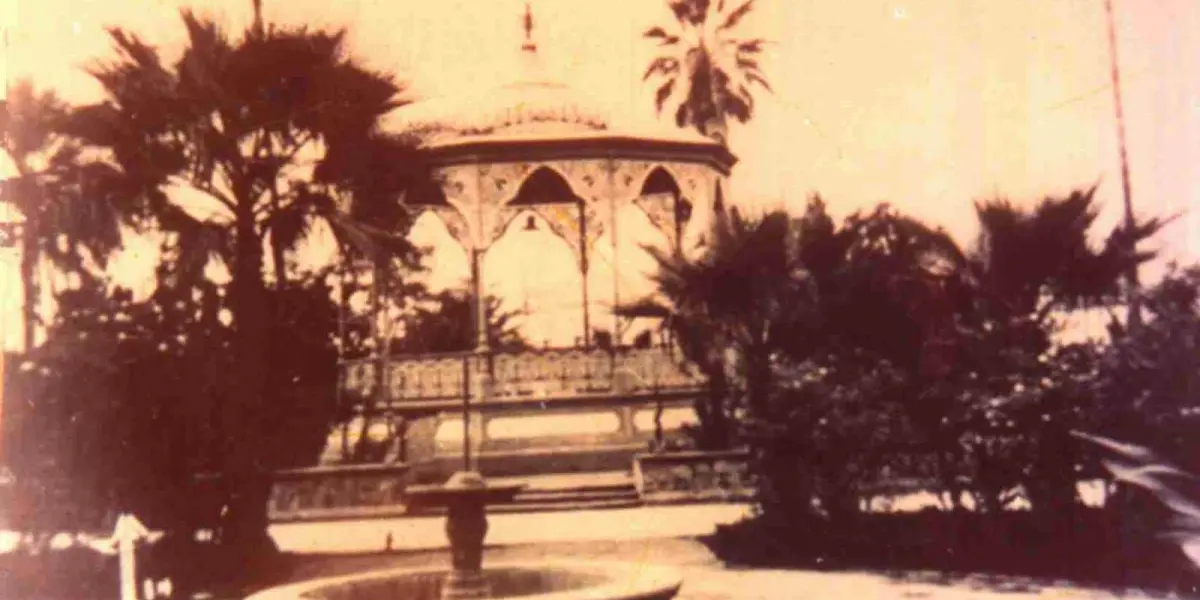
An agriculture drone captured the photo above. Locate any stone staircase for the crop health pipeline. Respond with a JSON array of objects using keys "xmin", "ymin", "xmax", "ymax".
[{"xmin": 406, "ymin": 471, "xmax": 642, "ymax": 515}]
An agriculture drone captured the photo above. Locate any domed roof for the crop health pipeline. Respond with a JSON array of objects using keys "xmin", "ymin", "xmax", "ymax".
[
  {"xmin": 388, "ymin": 6, "xmax": 716, "ymax": 149},
  {"xmin": 389, "ymin": 76, "xmax": 611, "ymax": 142}
]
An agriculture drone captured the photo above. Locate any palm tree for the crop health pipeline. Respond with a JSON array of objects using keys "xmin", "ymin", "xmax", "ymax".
[
  {"xmin": 620, "ymin": 203, "xmax": 814, "ymax": 448},
  {"xmin": 0, "ymin": 80, "xmax": 134, "ymax": 352},
  {"xmin": 966, "ymin": 187, "xmax": 1168, "ymax": 340},
  {"xmin": 642, "ymin": 0, "xmax": 771, "ymax": 143},
  {"xmin": 65, "ymin": 11, "xmax": 429, "ymax": 555},
  {"xmin": 953, "ymin": 187, "xmax": 1168, "ymax": 515}
]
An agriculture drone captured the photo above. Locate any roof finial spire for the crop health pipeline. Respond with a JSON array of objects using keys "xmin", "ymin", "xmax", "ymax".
[{"xmin": 522, "ymin": 2, "xmax": 537, "ymax": 53}]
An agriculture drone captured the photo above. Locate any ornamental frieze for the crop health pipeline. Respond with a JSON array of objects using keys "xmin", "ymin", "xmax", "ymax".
[
  {"xmin": 609, "ymin": 160, "xmax": 657, "ymax": 204},
  {"xmin": 542, "ymin": 159, "xmax": 608, "ymax": 198},
  {"xmin": 478, "ymin": 162, "xmax": 535, "ymax": 207},
  {"xmin": 432, "ymin": 165, "xmax": 478, "ymax": 206},
  {"xmin": 634, "ymin": 192, "xmax": 680, "ymax": 249},
  {"xmin": 482, "ymin": 203, "xmax": 526, "ymax": 250}
]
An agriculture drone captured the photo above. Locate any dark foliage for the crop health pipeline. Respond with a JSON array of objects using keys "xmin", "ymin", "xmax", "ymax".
[
  {"xmin": 704, "ymin": 509, "xmax": 1200, "ymax": 596},
  {"xmin": 2, "ymin": 268, "xmax": 341, "ymax": 536}
]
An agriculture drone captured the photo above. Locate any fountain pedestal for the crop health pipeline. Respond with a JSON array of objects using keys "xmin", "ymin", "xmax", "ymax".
[{"xmin": 405, "ymin": 471, "xmax": 524, "ymax": 600}]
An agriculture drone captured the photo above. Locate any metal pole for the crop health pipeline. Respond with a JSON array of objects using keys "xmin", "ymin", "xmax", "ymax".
[
  {"xmin": 1104, "ymin": 0, "xmax": 1141, "ymax": 331},
  {"xmin": 462, "ymin": 355, "xmax": 471, "ymax": 472},
  {"xmin": 466, "ymin": 248, "xmax": 489, "ymax": 472},
  {"xmin": 471, "ymin": 249, "xmax": 488, "ymax": 351}
]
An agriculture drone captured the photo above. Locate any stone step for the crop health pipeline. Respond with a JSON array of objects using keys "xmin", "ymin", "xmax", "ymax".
[
  {"xmin": 513, "ymin": 488, "xmax": 640, "ymax": 504},
  {"xmin": 489, "ymin": 497, "xmax": 644, "ymax": 514},
  {"xmin": 407, "ymin": 496, "xmax": 643, "ymax": 516},
  {"xmin": 486, "ymin": 470, "xmax": 634, "ymax": 493},
  {"xmin": 400, "ymin": 470, "xmax": 644, "ymax": 516}
]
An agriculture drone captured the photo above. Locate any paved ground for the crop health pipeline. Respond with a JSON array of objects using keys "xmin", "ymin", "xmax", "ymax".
[
  {"xmin": 3, "ymin": 501, "xmax": 1186, "ymax": 599},
  {"xmin": 268, "ymin": 502, "xmax": 755, "ymax": 554},
  {"xmin": 273, "ymin": 537, "xmax": 1180, "ymax": 600},
  {"xmin": 263, "ymin": 503, "xmax": 1190, "ymax": 599}
]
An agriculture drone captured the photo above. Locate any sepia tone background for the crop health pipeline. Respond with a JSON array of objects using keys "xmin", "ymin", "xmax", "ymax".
[{"xmin": 1, "ymin": 0, "xmax": 1198, "ymax": 343}]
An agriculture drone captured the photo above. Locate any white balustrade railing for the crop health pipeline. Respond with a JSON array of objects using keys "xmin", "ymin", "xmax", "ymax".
[{"xmin": 341, "ymin": 345, "xmax": 705, "ymax": 403}]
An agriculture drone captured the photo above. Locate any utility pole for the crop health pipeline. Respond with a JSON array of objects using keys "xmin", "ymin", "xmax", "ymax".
[
  {"xmin": 1104, "ymin": 0, "xmax": 1141, "ymax": 331},
  {"xmin": 252, "ymin": 0, "xmax": 264, "ymax": 35}
]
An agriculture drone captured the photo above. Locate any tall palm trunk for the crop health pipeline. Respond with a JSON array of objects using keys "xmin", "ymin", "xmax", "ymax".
[
  {"xmin": 268, "ymin": 185, "xmax": 287, "ymax": 294},
  {"xmin": 19, "ymin": 206, "xmax": 37, "ymax": 353},
  {"xmin": 221, "ymin": 204, "xmax": 276, "ymax": 559},
  {"xmin": 9, "ymin": 164, "xmax": 40, "ymax": 353}
]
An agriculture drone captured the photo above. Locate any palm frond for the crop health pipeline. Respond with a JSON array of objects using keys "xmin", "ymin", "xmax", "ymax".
[
  {"xmin": 643, "ymin": 26, "xmax": 680, "ymax": 46},
  {"xmin": 745, "ymin": 70, "xmax": 772, "ymax": 93},
  {"xmin": 669, "ymin": 0, "xmax": 711, "ymax": 27},
  {"xmin": 614, "ymin": 297, "xmax": 673, "ymax": 320},
  {"xmin": 717, "ymin": 0, "xmax": 756, "ymax": 32},
  {"xmin": 643, "ymin": 57, "xmax": 680, "ymax": 82},
  {"xmin": 654, "ymin": 80, "xmax": 676, "ymax": 113},
  {"xmin": 265, "ymin": 201, "xmax": 311, "ymax": 256}
]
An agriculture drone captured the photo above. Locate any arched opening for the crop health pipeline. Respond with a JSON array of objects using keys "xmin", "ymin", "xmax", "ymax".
[
  {"xmin": 483, "ymin": 210, "xmax": 584, "ymax": 348},
  {"xmin": 638, "ymin": 167, "xmax": 692, "ymax": 250},
  {"xmin": 409, "ymin": 177, "xmax": 451, "ymax": 207},
  {"xmin": 409, "ymin": 210, "xmax": 469, "ymax": 293},
  {"xmin": 510, "ymin": 166, "xmax": 582, "ymax": 206},
  {"xmin": 641, "ymin": 167, "xmax": 682, "ymax": 198},
  {"xmin": 494, "ymin": 166, "xmax": 592, "ymax": 346},
  {"xmin": 593, "ymin": 204, "xmax": 670, "ymax": 347}
]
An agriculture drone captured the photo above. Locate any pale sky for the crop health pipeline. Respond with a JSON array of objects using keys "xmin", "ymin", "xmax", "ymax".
[{"xmin": 2, "ymin": 0, "xmax": 1199, "ymax": 348}]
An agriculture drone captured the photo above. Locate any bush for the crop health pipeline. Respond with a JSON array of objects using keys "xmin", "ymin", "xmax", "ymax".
[{"xmin": 744, "ymin": 354, "xmax": 915, "ymax": 523}]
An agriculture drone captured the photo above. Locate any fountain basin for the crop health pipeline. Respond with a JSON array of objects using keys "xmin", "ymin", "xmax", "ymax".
[{"xmin": 243, "ymin": 561, "xmax": 682, "ymax": 600}]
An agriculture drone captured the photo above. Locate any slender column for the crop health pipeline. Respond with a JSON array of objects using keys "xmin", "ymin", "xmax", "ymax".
[
  {"xmin": 377, "ymin": 260, "xmax": 392, "ymax": 431},
  {"xmin": 578, "ymin": 200, "xmax": 591, "ymax": 347},
  {"xmin": 608, "ymin": 158, "xmax": 622, "ymax": 346}
]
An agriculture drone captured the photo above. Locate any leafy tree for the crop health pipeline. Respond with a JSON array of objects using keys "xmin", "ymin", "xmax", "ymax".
[
  {"xmin": 0, "ymin": 80, "xmax": 137, "ymax": 351},
  {"xmin": 1091, "ymin": 264, "xmax": 1200, "ymax": 470},
  {"xmin": 4, "ymin": 262, "xmax": 344, "ymax": 548},
  {"xmin": 5, "ymin": 275, "xmax": 230, "ymax": 539},
  {"xmin": 749, "ymin": 198, "xmax": 970, "ymax": 522},
  {"xmin": 62, "ymin": 10, "xmax": 429, "ymax": 555},
  {"xmin": 390, "ymin": 287, "xmax": 527, "ymax": 355},
  {"xmin": 642, "ymin": 0, "xmax": 771, "ymax": 143},
  {"xmin": 756, "ymin": 354, "xmax": 913, "ymax": 522},
  {"xmin": 942, "ymin": 188, "xmax": 1165, "ymax": 516}
]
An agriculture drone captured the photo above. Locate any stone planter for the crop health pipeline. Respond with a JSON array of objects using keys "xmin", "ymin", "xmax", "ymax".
[
  {"xmin": 633, "ymin": 450, "xmax": 755, "ymax": 504},
  {"xmin": 265, "ymin": 463, "xmax": 412, "ymax": 523}
]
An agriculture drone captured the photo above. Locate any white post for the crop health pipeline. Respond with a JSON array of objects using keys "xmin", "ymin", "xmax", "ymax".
[
  {"xmin": 118, "ymin": 531, "xmax": 137, "ymax": 600},
  {"xmin": 113, "ymin": 513, "xmax": 150, "ymax": 600}
]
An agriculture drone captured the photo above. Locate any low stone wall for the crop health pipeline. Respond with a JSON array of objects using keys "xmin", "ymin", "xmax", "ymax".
[
  {"xmin": 266, "ymin": 463, "xmax": 412, "ymax": 523},
  {"xmin": 633, "ymin": 450, "xmax": 756, "ymax": 504}
]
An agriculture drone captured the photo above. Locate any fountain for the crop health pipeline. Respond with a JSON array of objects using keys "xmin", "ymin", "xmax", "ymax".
[
  {"xmin": 247, "ymin": 334, "xmax": 682, "ymax": 599},
  {"xmin": 245, "ymin": 467, "xmax": 683, "ymax": 599}
]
